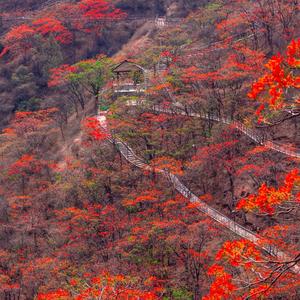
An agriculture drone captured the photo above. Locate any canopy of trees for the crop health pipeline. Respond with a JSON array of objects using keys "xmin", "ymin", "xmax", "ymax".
[{"xmin": 0, "ymin": 0, "xmax": 299, "ymax": 299}]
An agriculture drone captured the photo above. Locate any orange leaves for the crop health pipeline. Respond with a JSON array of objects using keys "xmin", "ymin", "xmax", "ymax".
[
  {"xmin": 182, "ymin": 66, "xmax": 219, "ymax": 83},
  {"xmin": 147, "ymin": 82, "xmax": 172, "ymax": 93},
  {"xmin": 192, "ymin": 140, "xmax": 239, "ymax": 163},
  {"xmin": 182, "ymin": 45, "xmax": 264, "ymax": 84},
  {"xmin": 141, "ymin": 112, "xmax": 170, "ymax": 123},
  {"xmin": 249, "ymin": 39, "xmax": 300, "ymax": 120},
  {"xmin": 207, "ymin": 234, "xmax": 300, "ymax": 299},
  {"xmin": 4, "ymin": 24, "xmax": 35, "ymax": 44},
  {"xmin": 122, "ymin": 190, "xmax": 162, "ymax": 207},
  {"xmin": 150, "ymin": 156, "xmax": 183, "ymax": 175},
  {"xmin": 216, "ymin": 15, "xmax": 244, "ymax": 34},
  {"xmin": 188, "ymin": 248, "xmax": 209, "ymax": 261},
  {"xmin": 0, "ymin": 24, "xmax": 35, "ymax": 56},
  {"xmin": 207, "ymin": 264, "xmax": 225, "ymax": 277},
  {"xmin": 8, "ymin": 154, "xmax": 37, "ymax": 176},
  {"xmin": 204, "ymin": 240, "xmax": 263, "ymax": 299},
  {"xmin": 0, "ymin": 1, "xmax": 126, "ymax": 58},
  {"xmin": 8, "ymin": 108, "xmax": 57, "ymax": 136},
  {"xmin": 216, "ymin": 240, "xmax": 261, "ymax": 268},
  {"xmin": 246, "ymin": 284, "xmax": 271, "ymax": 300},
  {"xmin": 237, "ymin": 169, "xmax": 299, "ymax": 214},
  {"xmin": 236, "ymin": 164, "xmax": 264, "ymax": 177}
]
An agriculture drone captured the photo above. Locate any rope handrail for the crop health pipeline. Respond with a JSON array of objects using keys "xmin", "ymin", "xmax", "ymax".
[{"xmin": 97, "ymin": 112, "xmax": 300, "ymax": 273}]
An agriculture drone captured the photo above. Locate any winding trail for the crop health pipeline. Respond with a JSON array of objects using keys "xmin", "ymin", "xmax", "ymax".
[{"xmin": 97, "ymin": 112, "xmax": 300, "ymax": 273}]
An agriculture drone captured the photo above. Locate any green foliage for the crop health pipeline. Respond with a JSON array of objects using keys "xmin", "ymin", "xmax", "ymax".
[
  {"xmin": 16, "ymin": 97, "xmax": 42, "ymax": 111},
  {"xmin": 131, "ymin": 70, "xmax": 143, "ymax": 84},
  {"xmin": 171, "ymin": 288, "xmax": 193, "ymax": 300},
  {"xmin": 69, "ymin": 57, "xmax": 113, "ymax": 97},
  {"xmin": 32, "ymin": 36, "xmax": 64, "ymax": 86},
  {"xmin": 11, "ymin": 65, "xmax": 35, "ymax": 86},
  {"xmin": 205, "ymin": 1, "xmax": 223, "ymax": 11}
]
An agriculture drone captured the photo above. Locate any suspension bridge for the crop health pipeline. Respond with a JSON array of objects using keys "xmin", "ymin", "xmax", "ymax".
[{"xmin": 97, "ymin": 111, "xmax": 300, "ymax": 274}]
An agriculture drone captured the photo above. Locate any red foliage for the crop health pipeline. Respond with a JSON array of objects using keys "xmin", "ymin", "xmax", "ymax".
[
  {"xmin": 0, "ymin": 1, "xmax": 126, "ymax": 57},
  {"xmin": 150, "ymin": 156, "xmax": 183, "ymax": 175},
  {"xmin": 8, "ymin": 154, "xmax": 36, "ymax": 176},
  {"xmin": 1, "ymin": 18, "xmax": 72, "ymax": 57},
  {"xmin": 38, "ymin": 272, "xmax": 160, "ymax": 299},
  {"xmin": 48, "ymin": 64, "xmax": 78, "ymax": 87},
  {"xmin": 37, "ymin": 289, "xmax": 70, "ymax": 300},
  {"xmin": 203, "ymin": 264, "xmax": 237, "ymax": 300},
  {"xmin": 1, "ymin": 24, "xmax": 35, "ymax": 54},
  {"xmin": 32, "ymin": 17, "xmax": 72, "ymax": 44},
  {"xmin": 237, "ymin": 169, "xmax": 299, "ymax": 214},
  {"xmin": 8, "ymin": 109, "xmax": 57, "ymax": 135},
  {"xmin": 216, "ymin": 240, "xmax": 261, "ymax": 267},
  {"xmin": 78, "ymin": 0, "xmax": 125, "ymax": 20},
  {"xmin": 83, "ymin": 117, "xmax": 108, "ymax": 141},
  {"xmin": 248, "ymin": 39, "xmax": 300, "ymax": 121},
  {"xmin": 76, "ymin": 0, "xmax": 126, "ymax": 32},
  {"xmin": 182, "ymin": 45, "xmax": 264, "ymax": 83}
]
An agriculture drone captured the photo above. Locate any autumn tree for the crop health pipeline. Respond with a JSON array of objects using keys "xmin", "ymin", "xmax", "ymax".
[
  {"xmin": 248, "ymin": 38, "xmax": 300, "ymax": 123},
  {"xmin": 216, "ymin": 0, "xmax": 299, "ymax": 53},
  {"xmin": 0, "ymin": 17, "xmax": 72, "ymax": 58},
  {"xmin": 205, "ymin": 168, "xmax": 300, "ymax": 299},
  {"xmin": 49, "ymin": 55, "xmax": 112, "ymax": 113},
  {"xmin": 0, "ymin": 109, "xmax": 61, "ymax": 299}
]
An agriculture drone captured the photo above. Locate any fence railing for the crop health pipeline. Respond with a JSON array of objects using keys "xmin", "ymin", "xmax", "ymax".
[
  {"xmin": 113, "ymin": 83, "xmax": 147, "ymax": 94},
  {"xmin": 150, "ymin": 104, "xmax": 300, "ymax": 159}
]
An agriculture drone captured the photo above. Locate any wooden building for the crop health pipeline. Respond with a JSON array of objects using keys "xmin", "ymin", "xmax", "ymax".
[{"xmin": 112, "ymin": 60, "xmax": 148, "ymax": 94}]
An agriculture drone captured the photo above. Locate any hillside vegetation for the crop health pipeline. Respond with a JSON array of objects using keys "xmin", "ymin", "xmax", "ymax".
[{"xmin": 0, "ymin": 0, "xmax": 299, "ymax": 299}]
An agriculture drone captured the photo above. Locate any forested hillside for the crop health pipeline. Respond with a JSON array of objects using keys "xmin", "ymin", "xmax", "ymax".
[{"xmin": 0, "ymin": 0, "xmax": 299, "ymax": 299}]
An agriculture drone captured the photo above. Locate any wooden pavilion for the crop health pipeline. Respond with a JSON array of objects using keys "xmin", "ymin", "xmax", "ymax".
[{"xmin": 112, "ymin": 60, "xmax": 148, "ymax": 93}]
